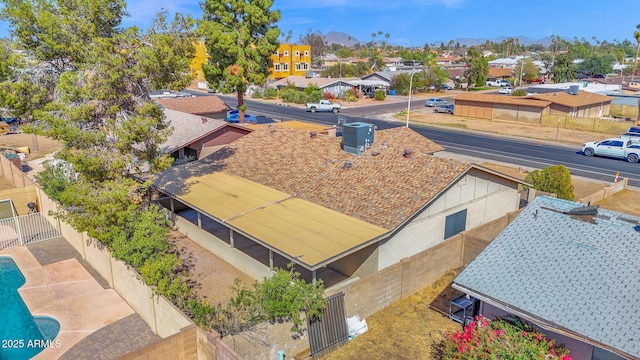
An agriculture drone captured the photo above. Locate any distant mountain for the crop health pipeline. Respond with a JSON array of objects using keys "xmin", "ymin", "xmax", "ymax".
[{"xmin": 324, "ymin": 31, "xmax": 360, "ymax": 47}]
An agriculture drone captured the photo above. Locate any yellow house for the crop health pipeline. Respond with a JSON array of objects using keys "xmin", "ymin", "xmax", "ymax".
[{"xmin": 269, "ymin": 44, "xmax": 311, "ymax": 80}]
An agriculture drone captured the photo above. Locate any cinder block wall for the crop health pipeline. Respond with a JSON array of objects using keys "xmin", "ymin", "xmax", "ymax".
[{"xmin": 119, "ymin": 326, "xmax": 198, "ymax": 360}]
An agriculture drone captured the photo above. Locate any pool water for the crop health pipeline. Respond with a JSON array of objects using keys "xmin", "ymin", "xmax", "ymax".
[{"xmin": 0, "ymin": 256, "xmax": 61, "ymax": 359}]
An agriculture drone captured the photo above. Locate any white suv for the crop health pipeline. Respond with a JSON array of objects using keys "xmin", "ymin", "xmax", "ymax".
[{"xmin": 499, "ymin": 86, "xmax": 513, "ymax": 94}]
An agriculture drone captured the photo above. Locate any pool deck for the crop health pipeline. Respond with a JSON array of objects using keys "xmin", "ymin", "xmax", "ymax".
[{"xmin": 0, "ymin": 238, "xmax": 160, "ymax": 359}]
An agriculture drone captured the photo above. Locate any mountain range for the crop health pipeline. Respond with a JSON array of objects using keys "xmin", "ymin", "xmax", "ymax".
[{"xmin": 322, "ymin": 31, "xmax": 556, "ymax": 48}]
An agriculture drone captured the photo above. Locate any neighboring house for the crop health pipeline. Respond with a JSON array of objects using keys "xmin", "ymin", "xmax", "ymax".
[
  {"xmin": 453, "ymin": 196, "xmax": 640, "ymax": 360},
  {"xmin": 151, "ymin": 124, "xmax": 527, "ymax": 287},
  {"xmin": 269, "ymin": 44, "xmax": 311, "ymax": 80},
  {"xmin": 528, "ymin": 91, "xmax": 612, "ymax": 118},
  {"xmin": 156, "ymin": 95, "xmax": 230, "ymax": 120},
  {"xmin": 160, "ymin": 109, "xmax": 252, "ymax": 164},
  {"xmin": 487, "ymin": 67, "xmax": 513, "ymax": 80},
  {"xmin": 453, "ymin": 91, "xmax": 612, "ymax": 120},
  {"xmin": 271, "ymin": 75, "xmax": 387, "ymax": 98},
  {"xmin": 453, "ymin": 93, "xmax": 551, "ymax": 122}
]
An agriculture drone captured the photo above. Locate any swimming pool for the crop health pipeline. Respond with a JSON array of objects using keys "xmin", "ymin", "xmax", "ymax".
[{"xmin": 0, "ymin": 256, "xmax": 61, "ymax": 359}]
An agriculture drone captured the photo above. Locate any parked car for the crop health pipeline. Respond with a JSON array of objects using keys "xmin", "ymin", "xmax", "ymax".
[
  {"xmin": 433, "ymin": 104, "xmax": 454, "ymax": 114},
  {"xmin": 499, "ymin": 86, "xmax": 513, "ymax": 94},
  {"xmin": 442, "ymin": 84, "xmax": 453, "ymax": 91},
  {"xmin": 620, "ymin": 126, "xmax": 640, "ymax": 143},
  {"xmin": 581, "ymin": 137, "xmax": 640, "ymax": 163},
  {"xmin": 425, "ymin": 98, "xmax": 448, "ymax": 107},
  {"xmin": 486, "ymin": 79, "xmax": 511, "ymax": 87},
  {"xmin": 305, "ymin": 99, "xmax": 341, "ymax": 113}
]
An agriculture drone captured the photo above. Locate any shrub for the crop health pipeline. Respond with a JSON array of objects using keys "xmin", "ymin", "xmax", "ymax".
[
  {"xmin": 252, "ymin": 88, "xmax": 263, "ymax": 98},
  {"xmin": 263, "ymin": 88, "xmax": 278, "ymax": 100},
  {"xmin": 306, "ymin": 89, "xmax": 323, "ymax": 103},
  {"xmin": 525, "ymin": 164, "xmax": 575, "ymax": 200},
  {"xmin": 279, "ymin": 88, "xmax": 298, "ymax": 103},
  {"xmin": 512, "ymin": 89, "xmax": 527, "ymax": 96},
  {"xmin": 344, "ymin": 89, "xmax": 358, "ymax": 102},
  {"xmin": 374, "ymin": 89, "xmax": 386, "ymax": 101},
  {"xmin": 293, "ymin": 91, "xmax": 308, "ymax": 104},
  {"xmin": 439, "ymin": 316, "xmax": 572, "ymax": 360},
  {"xmin": 324, "ymin": 91, "xmax": 335, "ymax": 100}
]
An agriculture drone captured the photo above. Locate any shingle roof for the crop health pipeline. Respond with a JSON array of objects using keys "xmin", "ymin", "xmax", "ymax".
[
  {"xmin": 488, "ymin": 68, "xmax": 513, "ymax": 77},
  {"xmin": 157, "ymin": 125, "xmax": 471, "ymax": 230},
  {"xmin": 453, "ymin": 93, "xmax": 552, "ymax": 107},
  {"xmin": 156, "ymin": 95, "xmax": 229, "ymax": 115},
  {"xmin": 454, "ymin": 196, "xmax": 640, "ymax": 358},
  {"xmin": 160, "ymin": 109, "xmax": 233, "ymax": 153},
  {"xmin": 528, "ymin": 91, "xmax": 613, "ymax": 107}
]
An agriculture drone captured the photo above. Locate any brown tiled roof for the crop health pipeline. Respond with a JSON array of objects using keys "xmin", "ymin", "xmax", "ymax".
[
  {"xmin": 527, "ymin": 91, "xmax": 612, "ymax": 107},
  {"xmin": 156, "ymin": 96, "xmax": 229, "ymax": 115},
  {"xmin": 488, "ymin": 68, "xmax": 513, "ymax": 77},
  {"xmin": 160, "ymin": 109, "xmax": 236, "ymax": 153},
  {"xmin": 197, "ymin": 126, "xmax": 468, "ymax": 230},
  {"xmin": 453, "ymin": 93, "xmax": 552, "ymax": 107}
]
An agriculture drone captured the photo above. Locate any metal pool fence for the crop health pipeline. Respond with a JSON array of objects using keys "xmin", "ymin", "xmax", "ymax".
[{"xmin": 0, "ymin": 213, "xmax": 61, "ymax": 249}]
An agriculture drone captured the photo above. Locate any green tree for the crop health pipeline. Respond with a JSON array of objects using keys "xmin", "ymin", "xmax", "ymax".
[
  {"xmin": 199, "ymin": 0, "xmax": 280, "ymax": 122},
  {"xmin": 578, "ymin": 54, "xmax": 615, "ymax": 75},
  {"xmin": 514, "ymin": 58, "xmax": 540, "ymax": 84},
  {"xmin": 335, "ymin": 47, "xmax": 353, "ymax": 58},
  {"xmin": 525, "ymin": 164, "xmax": 575, "ymax": 200},
  {"xmin": 552, "ymin": 53, "xmax": 576, "ymax": 83},
  {"xmin": 463, "ymin": 47, "xmax": 488, "ymax": 88}
]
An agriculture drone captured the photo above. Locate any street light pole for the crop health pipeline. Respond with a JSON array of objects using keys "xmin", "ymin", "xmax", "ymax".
[
  {"xmin": 406, "ymin": 70, "xmax": 417, "ymax": 128},
  {"xmin": 339, "ymin": 61, "xmax": 343, "ymax": 101}
]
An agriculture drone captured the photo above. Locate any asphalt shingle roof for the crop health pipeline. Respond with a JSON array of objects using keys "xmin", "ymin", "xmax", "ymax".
[
  {"xmin": 454, "ymin": 196, "xmax": 640, "ymax": 358},
  {"xmin": 159, "ymin": 125, "xmax": 471, "ymax": 230}
]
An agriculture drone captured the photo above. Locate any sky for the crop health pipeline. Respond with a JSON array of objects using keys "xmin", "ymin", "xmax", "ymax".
[{"xmin": 1, "ymin": 0, "xmax": 639, "ymax": 47}]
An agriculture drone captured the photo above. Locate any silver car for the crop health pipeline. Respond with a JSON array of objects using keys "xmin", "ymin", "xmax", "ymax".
[{"xmin": 425, "ymin": 98, "xmax": 447, "ymax": 107}]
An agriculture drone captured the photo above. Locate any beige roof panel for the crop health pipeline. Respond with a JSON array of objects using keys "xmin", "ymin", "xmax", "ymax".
[{"xmin": 172, "ymin": 171, "xmax": 387, "ymax": 268}]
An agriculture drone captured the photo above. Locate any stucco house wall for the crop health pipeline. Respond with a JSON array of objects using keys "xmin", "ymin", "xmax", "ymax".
[{"xmin": 377, "ymin": 169, "xmax": 520, "ymax": 270}]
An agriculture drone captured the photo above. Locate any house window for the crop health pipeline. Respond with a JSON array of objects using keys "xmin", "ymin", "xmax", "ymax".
[
  {"xmin": 295, "ymin": 51, "xmax": 300, "ymax": 57},
  {"xmin": 274, "ymin": 63, "xmax": 281, "ymax": 71},
  {"xmin": 283, "ymin": 50, "xmax": 289, "ymax": 56},
  {"xmin": 444, "ymin": 209, "xmax": 467, "ymax": 239},
  {"xmin": 274, "ymin": 50, "xmax": 279, "ymax": 56},
  {"xmin": 295, "ymin": 63, "xmax": 301, "ymax": 70},
  {"xmin": 304, "ymin": 50, "xmax": 309, "ymax": 57},
  {"xmin": 303, "ymin": 63, "xmax": 309, "ymax": 70},
  {"xmin": 592, "ymin": 347, "xmax": 626, "ymax": 360},
  {"xmin": 283, "ymin": 63, "xmax": 289, "ymax": 71}
]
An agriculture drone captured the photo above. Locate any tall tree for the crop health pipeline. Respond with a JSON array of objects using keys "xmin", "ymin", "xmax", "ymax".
[
  {"xmin": 634, "ymin": 24, "xmax": 640, "ymax": 81},
  {"xmin": 463, "ymin": 47, "xmax": 488, "ymax": 88},
  {"xmin": 0, "ymin": 2, "xmax": 196, "ymax": 181},
  {"xmin": 514, "ymin": 58, "xmax": 540, "ymax": 84},
  {"xmin": 199, "ymin": 0, "xmax": 280, "ymax": 122},
  {"xmin": 299, "ymin": 29, "xmax": 325, "ymax": 59},
  {"xmin": 552, "ymin": 53, "xmax": 576, "ymax": 83}
]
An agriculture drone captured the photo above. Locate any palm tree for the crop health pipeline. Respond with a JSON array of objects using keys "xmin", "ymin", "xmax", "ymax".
[{"xmin": 633, "ymin": 24, "xmax": 640, "ymax": 81}]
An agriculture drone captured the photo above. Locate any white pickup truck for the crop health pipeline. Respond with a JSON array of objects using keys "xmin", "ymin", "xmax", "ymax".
[
  {"xmin": 581, "ymin": 137, "xmax": 640, "ymax": 163},
  {"xmin": 306, "ymin": 100, "xmax": 341, "ymax": 113},
  {"xmin": 486, "ymin": 79, "xmax": 510, "ymax": 87}
]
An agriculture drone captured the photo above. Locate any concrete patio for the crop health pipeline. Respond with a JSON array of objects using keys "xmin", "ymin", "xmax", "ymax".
[{"xmin": 0, "ymin": 237, "xmax": 159, "ymax": 359}]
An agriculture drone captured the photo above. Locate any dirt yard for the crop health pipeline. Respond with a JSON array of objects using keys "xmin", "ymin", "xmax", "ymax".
[{"xmin": 318, "ymin": 270, "xmax": 462, "ymax": 360}]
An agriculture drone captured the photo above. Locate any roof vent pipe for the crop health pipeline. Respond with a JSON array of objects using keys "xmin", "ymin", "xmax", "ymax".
[
  {"xmin": 310, "ymin": 131, "xmax": 317, "ymax": 138},
  {"xmin": 403, "ymin": 148, "xmax": 413, "ymax": 158}
]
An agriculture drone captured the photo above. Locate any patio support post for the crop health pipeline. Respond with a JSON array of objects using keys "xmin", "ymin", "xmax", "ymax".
[
  {"xmin": 169, "ymin": 197, "xmax": 174, "ymax": 214},
  {"xmin": 197, "ymin": 212, "xmax": 201, "ymax": 229},
  {"xmin": 312, "ymin": 270, "xmax": 316, "ymax": 285},
  {"xmin": 269, "ymin": 250, "xmax": 273, "ymax": 269},
  {"xmin": 230, "ymin": 229, "xmax": 235, "ymax": 248}
]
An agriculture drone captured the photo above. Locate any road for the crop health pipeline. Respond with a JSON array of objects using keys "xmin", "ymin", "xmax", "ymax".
[{"xmin": 215, "ymin": 94, "xmax": 640, "ymax": 188}]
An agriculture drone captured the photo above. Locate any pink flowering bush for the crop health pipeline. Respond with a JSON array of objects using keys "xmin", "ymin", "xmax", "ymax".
[{"xmin": 439, "ymin": 316, "xmax": 572, "ymax": 359}]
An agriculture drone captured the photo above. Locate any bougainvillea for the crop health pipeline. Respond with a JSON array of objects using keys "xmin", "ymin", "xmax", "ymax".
[{"xmin": 440, "ymin": 316, "xmax": 572, "ymax": 359}]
